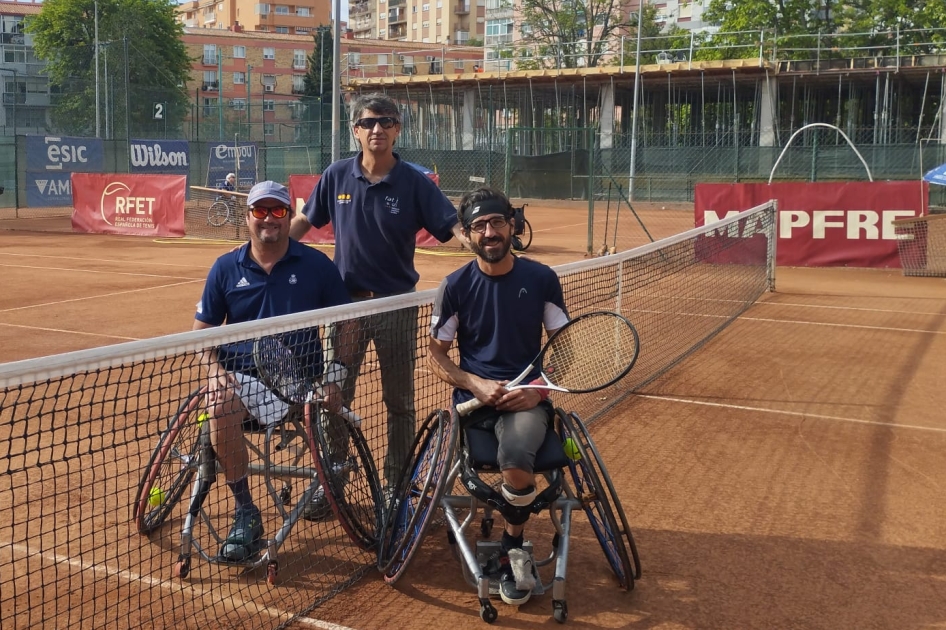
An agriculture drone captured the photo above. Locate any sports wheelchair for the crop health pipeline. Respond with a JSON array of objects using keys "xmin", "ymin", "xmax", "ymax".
[
  {"xmin": 133, "ymin": 386, "xmax": 382, "ymax": 584},
  {"xmin": 377, "ymin": 406, "xmax": 640, "ymax": 624},
  {"xmin": 511, "ymin": 204, "xmax": 532, "ymax": 252}
]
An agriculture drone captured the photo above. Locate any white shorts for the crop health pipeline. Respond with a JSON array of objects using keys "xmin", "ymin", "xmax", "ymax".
[{"xmin": 233, "ymin": 372, "xmax": 290, "ymax": 427}]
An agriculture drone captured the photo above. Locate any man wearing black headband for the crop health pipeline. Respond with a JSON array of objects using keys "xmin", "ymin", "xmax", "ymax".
[
  {"xmin": 428, "ymin": 187, "xmax": 569, "ymax": 607},
  {"xmin": 290, "ymin": 93, "xmax": 469, "ymax": 502}
]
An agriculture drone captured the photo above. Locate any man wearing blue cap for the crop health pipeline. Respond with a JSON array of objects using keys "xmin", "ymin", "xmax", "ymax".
[{"xmin": 193, "ymin": 180, "xmax": 354, "ymax": 562}]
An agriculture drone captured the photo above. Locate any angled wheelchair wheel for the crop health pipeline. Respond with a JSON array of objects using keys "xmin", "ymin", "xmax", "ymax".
[
  {"xmin": 306, "ymin": 404, "xmax": 384, "ymax": 551},
  {"xmin": 517, "ymin": 218, "xmax": 533, "ymax": 251},
  {"xmin": 207, "ymin": 201, "xmax": 232, "ymax": 227},
  {"xmin": 378, "ymin": 409, "xmax": 456, "ymax": 584},
  {"xmin": 134, "ymin": 388, "xmax": 206, "ymax": 535},
  {"xmin": 560, "ymin": 410, "xmax": 641, "ymax": 590}
]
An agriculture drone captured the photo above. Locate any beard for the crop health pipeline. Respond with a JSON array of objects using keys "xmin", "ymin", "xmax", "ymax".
[{"xmin": 471, "ymin": 233, "xmax": 511, "ymax": 263}]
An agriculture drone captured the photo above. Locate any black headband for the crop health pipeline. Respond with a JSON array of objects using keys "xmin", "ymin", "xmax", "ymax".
[{"xmin": 462, "ymin": 197, "xmax": 512, "ymax": 226}]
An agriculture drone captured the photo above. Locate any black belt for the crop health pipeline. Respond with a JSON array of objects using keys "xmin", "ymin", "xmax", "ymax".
[{"xmin": 350, "ymin": 289, "xmax": 401, "ymax": 299}]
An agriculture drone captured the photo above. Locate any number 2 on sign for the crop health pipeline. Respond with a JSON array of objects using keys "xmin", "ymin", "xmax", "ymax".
[{"xmin": 153, "ymin": 103, "xmax": 164, "ymax": 120}]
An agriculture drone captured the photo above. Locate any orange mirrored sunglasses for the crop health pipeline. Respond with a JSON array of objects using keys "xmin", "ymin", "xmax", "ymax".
[{"xmin": 248, "ymin": 206, "xmax": 290, "ymax": 219}]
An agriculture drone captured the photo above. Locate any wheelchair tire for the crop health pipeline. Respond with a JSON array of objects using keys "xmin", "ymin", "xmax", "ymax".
[
  {"xmin": 133, "ymin": 388, "xmax": 206, "ymax": 535},
  {"xmin": 560, "ymin": 411, "xmax": 640, "ymax": 589},
  {"xmin": 207, "ymin": 201, "xmax": 231, "ymax": 227},
  {"xmin": 517, "ymin": 219, "xmax": 533, "ymax": 251},
  {"xmin": 378, "ymin": 409, "xmax": 456, "ymax": 583},
  {"xmin": 306, "ymin": 404, "xmax": 384, "ymax": 551}
]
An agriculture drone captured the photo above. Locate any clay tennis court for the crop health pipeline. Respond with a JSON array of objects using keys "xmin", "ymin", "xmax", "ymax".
[{"xmin": 1, "ymin": 202, "xmax": 945, "ymax": 629}]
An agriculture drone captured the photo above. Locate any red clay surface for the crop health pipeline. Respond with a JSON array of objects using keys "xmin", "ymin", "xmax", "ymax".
[{"xmin": 2, "ymin": 205, "xmax": 945, "ymax": 629}]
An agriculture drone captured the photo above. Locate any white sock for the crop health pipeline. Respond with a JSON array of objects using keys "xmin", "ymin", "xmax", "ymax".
[{"xmin": 507, "ymin": 547, "xmax": 536, "ymax": 591}]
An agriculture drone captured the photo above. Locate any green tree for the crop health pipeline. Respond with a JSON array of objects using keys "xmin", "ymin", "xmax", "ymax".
[
  {"xmin": 516, "ymin": 0, "xmax": 632, "ymax": 69},
  {"xmin": 300, "ymin": 25, "xmax": 333, "ymax": 145},
  {"xmin": 27, "ymin": 0, "xmax": 191, "ymax": 137},
  {"xmin": 620, "ymin": 4, "xmax": 693, "ymax": 66}
]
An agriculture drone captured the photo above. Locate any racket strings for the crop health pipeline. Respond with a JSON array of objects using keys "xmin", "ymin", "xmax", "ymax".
[
  {"xmin": 256, "ymin": 336, "xmax": 310, "ymax": 403},
  {"xmin": 544, "ymin": 316, "xmax": 638, "ymax": 391}
]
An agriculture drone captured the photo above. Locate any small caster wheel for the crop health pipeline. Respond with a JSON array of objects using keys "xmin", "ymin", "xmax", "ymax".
[
  {"xmin": 480, "ymin": 517, "xmax": 493, "ymax": 538},
  {"xmin": 480, "ymin": 602, "xmax": 498, "ymax": 624},
  {"xmin": 173, "ymin": 557, "xmax": 190, "ymax": 579},
  {"xmin": 279, "ymin": 484, "xmax": 291, "ymax": 505},
  {"xmin": 552, "ymin": 600, "xmax": 568, "ymax": 623},
  {"xmin": 266, "ymin": 561, "xmax": 279, "ymax": 585}
]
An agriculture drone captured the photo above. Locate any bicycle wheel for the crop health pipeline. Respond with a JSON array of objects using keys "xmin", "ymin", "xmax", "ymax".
[
  {"xmin": 560, "ymin": 410, "xmax": 639, "ymax": 589},
  {"xmin": 306, "ymin": 403, "xmax": 384, "ymax": 551},
  {"xmin": 134, "ymin": 388, "xmax": 206, "ymax": 534},
  {"xmin": 378, "ymin": 409, "xmax": 456, "ymax": 584},
  {"xmin": 207, "ymin": 201, "xmax": 231, "ymax": 227}
]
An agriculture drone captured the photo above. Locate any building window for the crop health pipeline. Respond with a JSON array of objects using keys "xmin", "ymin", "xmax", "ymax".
[
  {"xmin": 292, "ymin": 74, "xmax": 305, "ymax": 93},
  {"xmin": 233, "ymin": 45, "xmax": 246, "ymax": 58},
  {"xmin": 203, "ymin": 44, "xmax": 217, "ymax": 65},
  {"xmin": 275, "ymin": 5, "xmax": 289, "ymax": 14},
  {"xmin": 263, "ymin": 99, "xmax": 275, "ymax": 111},
  {"xmin": 297, "ymin": 7, "xmax": 311, "ymax": 16},
  {"xmin": 202, "ymin": 97, "xmax": 218, "ymax": 116},
  {"xmin": 275, "ymin": 26, "xmax": 289, "ymax": 33},
  {"xmin": 264, "ymin": 123, "xmax": 275, "ymax": 136},
  {"xmin": 293, "ymin": 50, "xmax": 306, "ymax": 69},
  {"xmin": 263, "ymin": 47, "xmax": 275, "ymax": 60},
  {"xmin": 256, "ymin": 3, "xmax": 270, "ymax": 14},
  {"xmin": 233, "ymin": 71, "xmax": 245, "ymax": 84},
  {"xmin": 231, "ymin": 98, "xmax": 246, "ymax": 110},
  {"xmin": 422, "ymin": 20, "xmax": 429, "ymax": 27},
  {"xmin": 296, "ymin": 26, "xmax": 310, "ymax": 33},
  {"xmin": 422, "ymin": 3, "xmax": 429, "ymax": 10},
  {"xmin": 263, "ymin": 75, "xmax": 276, "ymax": 92}
]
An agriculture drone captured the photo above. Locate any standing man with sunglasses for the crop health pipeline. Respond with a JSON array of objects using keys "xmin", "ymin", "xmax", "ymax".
[
  {"xmin": 290, "ymin": 92, "xmax": 467, "ymax": 501},
  {"xmin": 194, "ymin": 181, "xmax": 354, "ymax": 562}
]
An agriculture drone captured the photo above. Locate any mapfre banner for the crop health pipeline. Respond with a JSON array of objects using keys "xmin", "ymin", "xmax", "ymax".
[
  {"xmin": 695, "ymin": 182, "xmax": 925, "ymax": 268},
  {"xmin": 289, "ymin": 174, "xmax": 440, "ymax": 247},
  {"xmin": 71, "ymin": 173, "xmax": 186, "ymax": 237}
]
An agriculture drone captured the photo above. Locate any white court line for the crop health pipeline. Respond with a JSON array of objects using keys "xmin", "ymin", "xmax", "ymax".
[
  {"xmin": 759, "ymin": 300, "xmax": 946, "ymax": 317},
  {"xmin": 8, "ymin": 542, "xmax": 359, "ymax": 630},
  {"xmin": 0, "ymin": 280, "xmax": 203, "ymax": 314},
  {"xmin": 637, "ymin": 394, "xmax": 946, "ymax": 434},
  {"xmin": 0, "ymin": 262, "xmax": 199, "ymax": 281},
  {"xmin": 0, "ymin": 251, "xmax": 210, "ymax": 269},
  {"xmin": 0, "ymin": 321, "xmax": 140, "ymax": 341}
]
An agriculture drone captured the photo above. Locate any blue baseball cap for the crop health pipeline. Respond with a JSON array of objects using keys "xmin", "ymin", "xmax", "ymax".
[{"xmin": 247, "ymin": 181, "xmax": 291, "ymax": 206}]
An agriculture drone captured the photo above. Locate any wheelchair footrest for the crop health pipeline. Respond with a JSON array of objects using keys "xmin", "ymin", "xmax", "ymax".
[{"xmin": 476, "ymin": 540, "xmax": 545, "ymax": 597}]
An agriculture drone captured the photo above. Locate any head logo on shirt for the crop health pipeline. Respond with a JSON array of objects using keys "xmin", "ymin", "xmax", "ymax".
[
  {"xmin": 289, "ymin": 274, "xmax": 298, "ymax": 285},
  {"xmin": 336, "ymin": 193, "xmax": 352, "ymax": 205},
  {"xmin": 518, "ymin": 288, "xmax": 528, "ymax": 298}
]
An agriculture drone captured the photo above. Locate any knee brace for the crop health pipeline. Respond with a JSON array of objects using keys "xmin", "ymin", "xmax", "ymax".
[{"xmin": 500, "ymin": 484, "xmax": 536, "ymax": 526}]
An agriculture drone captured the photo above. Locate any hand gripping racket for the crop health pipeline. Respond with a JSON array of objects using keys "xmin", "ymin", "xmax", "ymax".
[
  {"xmin": 253, "ymin": 335, "xmax": 362, "ymax": 427},
  {"xmin": 456, "ymin": 311, "xmax": 640, "ymax": 416}
]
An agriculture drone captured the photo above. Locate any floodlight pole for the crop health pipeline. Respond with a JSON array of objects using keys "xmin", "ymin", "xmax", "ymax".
[
  {"xmin": 331, "ymin": 0, "xmax": 341, "ymax": 162},
  {"xmin": 94, "ymin": 0, "xmax": 101, "ymax": 138},
  {"xmin": 628, "ymin": 0, "xmax": 644, "ymax": 201}
]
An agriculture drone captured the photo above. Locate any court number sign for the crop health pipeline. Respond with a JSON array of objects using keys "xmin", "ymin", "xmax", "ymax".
[{"xmin": 153, "ymin": 103, "xmax": 166, "ymax": 120}]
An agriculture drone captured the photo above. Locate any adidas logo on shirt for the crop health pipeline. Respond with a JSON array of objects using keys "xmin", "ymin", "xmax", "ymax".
[{"xmin": 236, "ymin": 277, "xmax": 250, "ymax": 288}]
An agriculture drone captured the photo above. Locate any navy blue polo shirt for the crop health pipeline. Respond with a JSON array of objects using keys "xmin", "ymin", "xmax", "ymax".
[
  {"xmin": 301, "ymin": 153, "xmax": 458, "ymax": 294},
  {"xmin": 431, "ymin": 257, "xmax": 569, "ymax": 406},
  {"xmin": 195, "ymin": 239, "xmax": 351, "ymax": 377}
]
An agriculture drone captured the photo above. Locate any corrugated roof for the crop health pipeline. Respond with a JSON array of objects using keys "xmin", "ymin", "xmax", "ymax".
[{"xmin": 0, "ymin": 1, "xmax": 44, "ymax": 16}]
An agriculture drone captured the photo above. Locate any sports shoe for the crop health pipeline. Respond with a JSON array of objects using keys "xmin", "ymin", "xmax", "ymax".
[
  {"xmin": 220, "ymin": 504, "xmax": 263, "ymax": 561},
  {"xmin": 301, "ymin": 486, "xmax": 333, "ymax": 521},
  {"xmin": 486, "ymin": 548, "xmax": 535, "ymax": 606}
]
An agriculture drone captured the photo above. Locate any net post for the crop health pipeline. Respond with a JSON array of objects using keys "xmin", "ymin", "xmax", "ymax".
[{"xmin": 766, "ymin": 199, "xmax": 778, "ymax": 292}]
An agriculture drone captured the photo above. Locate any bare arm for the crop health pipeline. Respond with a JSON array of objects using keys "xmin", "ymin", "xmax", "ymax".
[
  {"xmin": 289, "ymin": 213, "xmax": 312, "ymax": 241},
  {"xmin": 428, "ymin": 337, "xmax": 530, "ymax": 410},
  {"xmin": 193, "ymin": 319, "xmax": 237, "ymax": 390}
]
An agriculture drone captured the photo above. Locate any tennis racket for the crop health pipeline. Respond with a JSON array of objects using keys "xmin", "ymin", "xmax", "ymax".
[
  {"xmin": 455, "ymin": 311, "xmax": 640, "ymax": 416},
  {"xmin": 252, "ymin": 335, "xmax": 362, "ymax": 427}
]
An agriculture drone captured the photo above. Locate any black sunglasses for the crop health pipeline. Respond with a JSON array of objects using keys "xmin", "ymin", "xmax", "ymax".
[{"xmin": 354, "ymin": 116, "xmax": 399, "ymax": 130}]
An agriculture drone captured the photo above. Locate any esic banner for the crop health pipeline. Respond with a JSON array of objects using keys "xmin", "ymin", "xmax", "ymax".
[
  {"xmin": 207, "ymin": 142, "xmax": 257, "ymax": 190},
  {"xmin": 694, "ymin": 181, "xmax": 924, "ymax": 268},
  {"xmin": 71, "ymin": 173, "xmax": 186, "ymax": 237},
  {"xmin": 26, "ymin": 135, "xmax": 105, "ymax": 207},
  {"xmin": 288, "ymin": 174, "xmax": 440, "ymax": 247},
  {"xmin": 129, "ymin": 139, "xmax": 190, "ymax": 175}
]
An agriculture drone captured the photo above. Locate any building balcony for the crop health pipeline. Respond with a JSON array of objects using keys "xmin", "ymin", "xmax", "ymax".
[
  {"xmin": 484, "ymin": 33, "xmax": 513, "ymax": 45},
  {"xmin": 201, "ymin": 81, "xmax": 219, "ymax": 91},
  {"xmin": 350, "ymin": 0, "xmax": 371, "ymax": 15},
  {"xmin": 454, "ymin": 2, "xmax": 469, "ymax": 14},
  {"xmin": 2, "ymin": 92, "xmax": 26, "ymax": 105}
]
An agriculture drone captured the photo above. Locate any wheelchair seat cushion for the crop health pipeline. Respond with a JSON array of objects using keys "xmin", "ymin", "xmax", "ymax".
[{"xmin": 465, "ymin": 422, "xmax": 570, "ymax": 472}]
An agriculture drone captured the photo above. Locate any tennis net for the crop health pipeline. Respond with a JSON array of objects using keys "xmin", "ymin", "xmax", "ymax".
[
  {"xmin": 0, "ymin": 200, "xmax": 776, "ymax": 629},
  {"xmin": 893, "ymin": 213, "xmax": 946, "ymax": 277}
]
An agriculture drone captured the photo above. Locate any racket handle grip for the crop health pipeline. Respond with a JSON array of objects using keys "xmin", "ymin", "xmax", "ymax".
[
  {"xmin": 338, "ymin": 407, "xmax": 362, "ymax": 429},
  {"xmin": 456, "ymin": 397, "xmax": 484, "ymax": 417}
]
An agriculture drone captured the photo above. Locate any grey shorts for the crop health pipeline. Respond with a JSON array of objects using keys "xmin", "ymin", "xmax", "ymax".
[{"xmin": 469, "ymin": 402, "xmax": 551, "ymax": 475}]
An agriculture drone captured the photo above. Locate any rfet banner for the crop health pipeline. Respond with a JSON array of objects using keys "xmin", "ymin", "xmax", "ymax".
[
  {"xmin": 207, "ymin": 142, "xmax": 257, "ymax": 190},
  {"xmin": 694, "ymin": 182, "xmax": 924, "ymax": 268},
  {"xmin": 26, "ymin": 135, "xmax": 105, "ymax": 207},
  {"xmin": 288, "ymin": 174, "xmax": 440, "ymax": 247},
  {"xmin": 71, "ymin": 173, "xmax": 186, "ymax": 237},
  {"xmin": 129, "ymin": 139, "xmax": 190, "ymax": 175}
]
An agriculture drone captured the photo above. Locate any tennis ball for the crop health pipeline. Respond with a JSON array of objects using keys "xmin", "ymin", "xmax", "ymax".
[
  {"xmin": 196, "ymin": 411, "xmax": 209, "ymax": 428},
  {"xmin": 562, "ymin": 437, "xmax": 582, "ymax": 461},
  {"xmin": 148, "ymin": 486, "xmax": 166, "ymax": 507}
]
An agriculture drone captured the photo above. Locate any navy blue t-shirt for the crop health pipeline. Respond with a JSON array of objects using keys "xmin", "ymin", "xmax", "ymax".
[
  {"xmin": 431, "ymin": 257, "xmax": 569, "ymax": 406},
  {"xmin": 195, "ymin": 239, "xmax": 351, "ymax": 377},
  {"xmin": 301, "ymin": 153, "xmax": 458, "ymax": 294}
]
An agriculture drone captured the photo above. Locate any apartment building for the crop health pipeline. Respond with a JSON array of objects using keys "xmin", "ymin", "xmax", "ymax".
[
  {"xmin": 349, "ymin": 0, "xmax": 484, "ymax": 46},
  {"xmin": 176, "ymin": 0, "xmax": 331, "ymax": 36},
  {"xmin": 0, "ymin": 1, "xmax": 49, "ymax": 135}
]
